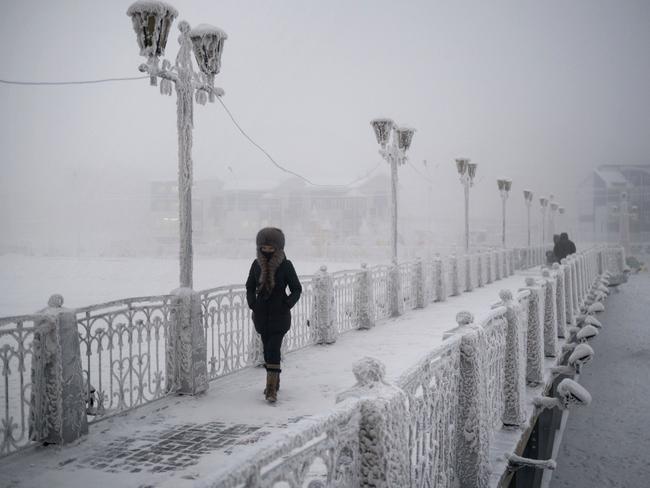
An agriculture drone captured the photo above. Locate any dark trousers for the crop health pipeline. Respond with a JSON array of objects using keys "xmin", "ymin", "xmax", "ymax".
[{"xmin": 260, "ymin": 332, "xmax": 285, "ymax": 366}]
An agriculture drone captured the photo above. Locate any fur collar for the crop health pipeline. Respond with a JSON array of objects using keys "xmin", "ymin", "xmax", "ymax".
[{"xmin": 256, "ymin": 249, "xmax": 286, "ymax": 296}]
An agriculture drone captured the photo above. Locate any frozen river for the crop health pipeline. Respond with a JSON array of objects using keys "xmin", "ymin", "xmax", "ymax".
[{"xmin": 0, "ymin": 254, "xmax": 365, "ymax": 316}]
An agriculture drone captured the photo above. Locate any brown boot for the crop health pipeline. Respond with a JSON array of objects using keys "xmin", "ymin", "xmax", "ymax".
[{"xmin": 265, "ymin": 364, "xmax": 281, "ymax": 403}]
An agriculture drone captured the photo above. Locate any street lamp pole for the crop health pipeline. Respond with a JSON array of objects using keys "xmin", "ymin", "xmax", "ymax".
[
  {"xmin": 497, "ymin": 179, "xmax": 512, "ymax": 248},
  {"xmin": 549, "ymin": 199, "xmax": 559, "ymax": 238},
  {"xmin": 127, "ymin": 1, "xmax": 227, "ymax": 289},
  {"xmin": 371, "ymin": 119, "xmax": 415, "ymax": 263},
  {"xmin": 523, "ymin": 190, "xmax": 533, "ymax": 247},
  {"xmin": 456, "ymin": 159, "xmax": 477, "ymax": 252},
  {"xmin": 540, "ymin": 196, "xmax": 549, "ymax": 245}
]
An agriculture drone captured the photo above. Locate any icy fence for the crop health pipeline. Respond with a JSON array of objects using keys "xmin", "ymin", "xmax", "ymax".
[
  {"xmin": 200, "ymin": 244, "xmax": 623, "ymax": 488},
  {"xmin": 0, "ymin": 244, "xmax": 598, "ymax": 458}
]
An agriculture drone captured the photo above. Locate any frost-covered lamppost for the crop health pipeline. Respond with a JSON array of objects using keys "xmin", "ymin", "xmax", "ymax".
[
  {"xmin": 539, "ymin": 196, "xmax": 549, "ymax": 244},
  {"xmin": 127, "ymin": 1, "xmax": 227, "ymax": 289},
  {"xmin": 549, "ymin": 199, "xmax": 559, "ymax": 237},
  {"xmin": 370, "ymin": 119, "xmax": 415, "ymax": 262},
  {"xmin": 456, "ymin": 158, "xmax": 477, "ymax": 252},
  {"xmin": 497, "ymin": 178, "xmax": 512, "ymax": 247},
  {"xmin": 523, "ymin": 189, "xmax": 534, "ymax": 247}
]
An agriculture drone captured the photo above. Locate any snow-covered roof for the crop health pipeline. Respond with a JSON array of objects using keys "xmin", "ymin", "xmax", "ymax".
[{"xmin": 594, "ymin": 168, "xmax": 628, "ymax": 187}]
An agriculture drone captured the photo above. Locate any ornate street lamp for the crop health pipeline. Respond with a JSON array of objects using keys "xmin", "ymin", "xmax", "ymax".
[
  {"xmin": 456, "ymin": 158, "xmax": 477, "ymax": 252},
  {"xmin": 539, "ymin": 196, "xmax": 549, "ymax": 244},
  {"xmin": 127, "ymin": 1, "xmax": 227, "ymax": 289},
  {"xmin": 497, "ymin": 178, "xmax": 512, "ymax": 247},
  {"xmin": 370, "ymin": 119, "xmax": 415, "ymax": 263}
]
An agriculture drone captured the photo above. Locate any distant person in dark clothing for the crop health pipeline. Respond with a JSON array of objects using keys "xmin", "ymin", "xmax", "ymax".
[
  {"xmin": 554, "ymin": 232, "xmax": 576, "ymax": 261},
  {"xmin": 548, "ymin": 234, "xmax": 561, "ymax": 264}
]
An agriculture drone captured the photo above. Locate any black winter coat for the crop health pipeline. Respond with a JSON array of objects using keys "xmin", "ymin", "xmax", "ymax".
[
  {"xmin": 246, "ymin": 258, "xmax": 302, "ymax": 334},
  {"xmin": 553, "ymin": 239, "xmax": 577, "ymax": 261}
]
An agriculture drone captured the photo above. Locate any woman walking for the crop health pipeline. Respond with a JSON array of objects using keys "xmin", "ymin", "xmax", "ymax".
[{"xmin": 246, "ymin": 227, "xmax": 302, "ymax": 403}]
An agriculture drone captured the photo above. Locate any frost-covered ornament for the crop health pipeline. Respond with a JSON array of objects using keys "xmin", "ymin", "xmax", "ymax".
[
  {"xmin": 568, "ymin": 343, "xmax": 594, "ymax": 373},
  {"xmin": 557, "ymin": 378, "xmax": 592, "ymax": 408},
  {"xmin": 576, "ymin": 324, "xmax": 598, "ymax": 342},
  {"xmin": 396, "ymin": 127, "xmax": 416, "ymax": 152},
  {"xmin": 587, "ymin": 301, "xmax": 605, "ymax": 314}
]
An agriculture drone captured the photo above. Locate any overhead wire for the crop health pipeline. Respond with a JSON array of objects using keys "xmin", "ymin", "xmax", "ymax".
[{"xmin": 1, "ymin": 73, "xmax": 384, "ymax": 189}]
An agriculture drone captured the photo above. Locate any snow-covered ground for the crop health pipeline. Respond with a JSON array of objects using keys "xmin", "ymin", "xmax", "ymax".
[{"xmin": 0, "ymin": 255, "xmax": 366, "ymax": 316}]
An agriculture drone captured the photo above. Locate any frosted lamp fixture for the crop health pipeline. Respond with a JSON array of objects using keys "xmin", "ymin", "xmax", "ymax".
[
  {"xmin": 497, "ymin": 179, "xmax": 506, "ymax": 191},
  {"xmin": 558, "ymin": 206, "xmax": 565, "ymax": 214},
  {"xmin": 550, "ymin": 202, "xmax": 559, "ymax": 211},
  {"xmin": 523, "ymin": 189, "xmax": 533, "ymax": 202},
  {"xmin": 371, "ymin": 118, "xmax": 394, "ymax": 147},
  {"xmin": 396, "ymin": 127, "xmax": 415, "ymax": 152},
  {"xmin": 189, "ymin": 24, "xmax": 228, "ymax": 82},
  {"xmin": 127, "ymin": 0, "xmax": 178, "ymax": 59},
  {"xmin": 467, "ymin": 162, "xmax": 478, "ymax": 180},
  {"xmin": 540, "ymin": 197, "xmax": 549, "ymax": 207},
  {"xmin": 455, "ymin": 158, "xmax": 469, "ymax": 175},
  {"xmin": 504, "ymin": 179, "xmax": 512, "ymax": 192}
]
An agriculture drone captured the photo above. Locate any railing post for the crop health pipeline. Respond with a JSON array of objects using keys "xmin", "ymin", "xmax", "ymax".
[
  {"xmin": 434, "ymin": 254, "xmax": 447, "ymax": 302},
  {"xmin": 477, "ymin": 252, "xmax": 484, "ymax": 288},
  {"xmin": 495, "ymin": 250, "xmax": 502, "ymax": 281},
  {"xmin": 336, "ymin": 357, "xmax": 409, "ymax": 488},
  {"xmin": 498, "ymin": 290, "xmax": 526, "ymax": 427},
  {"xmin": 455, "ymin": 311, "xmax": 490, "ymax": 488},
  {"xmin": 561, "ymin": 258, "xmax": 576, "ymax": 327},
  {"xmin": 29, "ymin": 295, "xmax": 88, "ymax": 445},
  {"xmin": 355, "ymin": 263, "xmax": 375, "ymax": 330},
  {"xmin": 415, "ymin": 258, "xmax": 426, "ymax": 309},
  {"xmin": 168, "ymin": 288, "xmax": 209, "ymax": 395},
  {"xmin": 486, "ymin": 251, "xmax": 493, "ymax": 284},
  {"xmin": 552, "ymin": 263, "xmax": 567, "ymax": 338},
  {"xmin": 313, "ymin": 265, "xmax": 337, "ymax": 343},
  {"xmin": 450, "ymin": 254, "xmax": 461, "ymax": 296},
  {"xmin": 520, "ymin": 278, "xmax": 545, "ymax": 386},
  {"xmin": 389, "ymin": 262, "xmax": 403, "ymax": 317},
  {"xmin": 541, "ymin": 270, "xmax": 558, "ymax": 358},
  {"xmin": 465, "ymin": 254, "xmax": 473, "ymax": 292}
]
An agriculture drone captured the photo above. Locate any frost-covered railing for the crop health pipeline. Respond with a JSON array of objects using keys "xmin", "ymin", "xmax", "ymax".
[
  {"xmin": 331, "ymin": 270, "xmax": 360, "ymax": 334},
  {"xmin": 200, "ymin": 399, "xmax": 362, "ymax": 488},
  {"xmin": 76, "ymin": 296, "xmax": 174, "ymax": 423},
  {"xmin": 0, "ymin": 314, "xmax": 42, "ymax": 456},
  {"xmin": 370, "ymin": 264, "xmax": 391, "ymax": 321}
]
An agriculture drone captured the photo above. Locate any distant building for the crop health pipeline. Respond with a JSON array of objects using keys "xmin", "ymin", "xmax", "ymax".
[
  {"xmin": 587, "ymin": 164, "xmax": 650, "ymax": 245},
  {"xmin": 149, "ymin": 174, "xmax": 390, "ymax": 254}
]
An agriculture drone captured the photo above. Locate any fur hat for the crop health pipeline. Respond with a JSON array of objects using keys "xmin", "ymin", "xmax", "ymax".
[{"xmin": 256, "ymin": 227, "xmax": 285, "ymax": 250}]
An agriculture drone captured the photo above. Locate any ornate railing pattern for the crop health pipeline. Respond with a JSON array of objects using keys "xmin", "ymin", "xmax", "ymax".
[
  {"xmin": 399, "ymin": 340, "xmax": 462, "ymax": 487},
  {"xmin": 203, "ymin": 399, "xmax": 362, "ymax": 488},
  {"xmin": 200, "ymin": 285, "xmax": 253, "ymax": 379},
  {"xmin": 0, "ymin": 314, "xmax": 42, "ymax": 456},
  {"xmin": 400, "ymin": 261, "xmax": 418, "ymax": 310},
  {"xmin": 284, "ymin": 276, "xmax": 315, "ymax": 351},
  {"xmin": 331, "ymin": 270, "xmax": 360, "ymax": 334},
  {"xmin": 479, "ymin": 309, "xmax": 508, "ymax": 430},
  {"xmin": 370, "ymin": 264, "xmax": 391, "ymax": 321},
  {"xmin": 76, "ymin": 296, "xmax": 173, "ymax": 423}
]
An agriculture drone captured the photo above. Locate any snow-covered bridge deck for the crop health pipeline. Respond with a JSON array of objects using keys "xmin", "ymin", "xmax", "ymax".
[{"xmin": 1, "ymin": 271, "xmax": 539, "ymax": 488}]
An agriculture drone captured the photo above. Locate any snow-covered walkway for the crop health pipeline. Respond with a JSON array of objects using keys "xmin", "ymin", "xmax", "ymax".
[{"xmin": 0, "ymin": 269, "xmax": 545, "ymax": 488}]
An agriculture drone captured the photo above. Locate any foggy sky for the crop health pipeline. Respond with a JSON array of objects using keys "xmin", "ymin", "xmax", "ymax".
[{"xmin": 1, "ymin": 0, "xmax": 649, "ymax": 249}]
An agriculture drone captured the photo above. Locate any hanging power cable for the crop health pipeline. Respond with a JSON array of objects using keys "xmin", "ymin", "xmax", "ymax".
[{"xmin": 1, "ymin": 74, "xmax": 382, "ymax": 189}]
